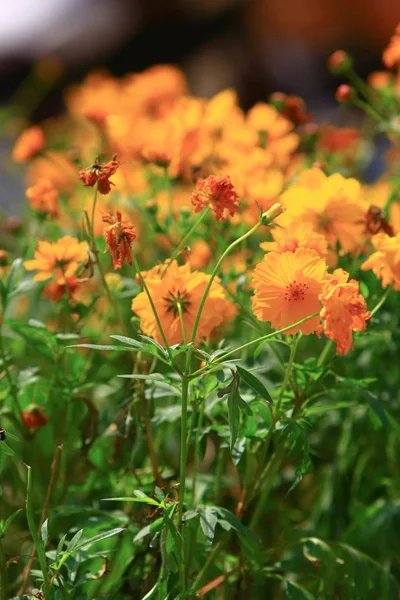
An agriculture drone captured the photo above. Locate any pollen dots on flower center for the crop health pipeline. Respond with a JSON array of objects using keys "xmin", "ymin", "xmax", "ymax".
[{"xmin": 284, "ymin": 280, "xmax": 309, "ymax": 302}]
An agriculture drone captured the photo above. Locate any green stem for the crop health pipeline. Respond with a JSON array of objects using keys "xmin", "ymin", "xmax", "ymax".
[
  {"xmin": 0, "ymin": 539, "xmax": 7, "ymax": 600},
  {"xmin": 189, "ymin": 312, "xmax": 319, "ymax": 378},
  {"xmin": 178, "ymin": 378, "xmax": 189, "ymax": 526},
  {"xmin": 190, "ymin": 219, "xmax": 264, "ymax": 345},
  {"xmin": 191, "ymin": 539, "xmax": 224, "ymax": 593},
  {"xmin": 244, "ymin": 334, "xmax": 300, "ymax": 513},
  {"xmin": 0, "ymin": 324, "xmax": 23, "ymax": 419},
  {"xmin": 317, "ymin": 339, "xmax": 335, "ymax": 368},
  {"xmin": 162, "ymin": 208, "xmax": 210, "ymax": 276},
  {"xmin": 370, "ymin": 287, "xmax": 391, "ymax": 317},
  {"xmin": 191, "ymin": 400, "xmax": 205, "ymax": 503},
  {"xmin": 178, "ymin": 376, "xmax": 189, "ymax": 599},
  {"xmin": 25, "ymin": 465, "xmax": 53, "ymax": 598},
  {"xmin": 132, "ymin": 256, "xmax": 179, "ymax": 371}
]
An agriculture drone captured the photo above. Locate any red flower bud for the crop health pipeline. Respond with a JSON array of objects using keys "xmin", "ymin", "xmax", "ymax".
[
  {"xmin": 335, "ymin": 84, "xmax": 354, "ymax": 103},
  {"xmin": 328, "ymin": 50, "xmax": 353, "ymax": 74}
]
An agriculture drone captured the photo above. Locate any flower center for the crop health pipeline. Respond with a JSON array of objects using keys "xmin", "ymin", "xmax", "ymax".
[
  {"xmin": 284, "ymin": 280, "xmax": 309, "ymax": 302},
  {"xmin": 164, "ymin": 289, "xmax": 191, "ymax": 317}
]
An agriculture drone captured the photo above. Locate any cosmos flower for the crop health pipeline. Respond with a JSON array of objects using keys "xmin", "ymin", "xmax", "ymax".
[
  {"xmin": 319, "ymin": 269, "xmax": 370, "ymax": 355},
  {"xmin": 24, "ymin": 236, "xmax": 88, "ymax": 284},
  {"xmin": 131, "ymin": 260, "xmax": 235, "ymax": 345},
  {"xmin": 361, "ymin": 232, "xmax": 400, "ymax": 290},
  {"xmin": 251, "ymin": 248, "xmax": 329, "ymax": 335}
]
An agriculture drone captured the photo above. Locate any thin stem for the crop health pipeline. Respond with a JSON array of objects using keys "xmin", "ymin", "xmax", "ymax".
[
  {"xmin": 19, "ymin": 445, "xmax": 63, "ymax": 594},
  {"xmin": 178, "ymin": 378, "xmax": 189, "ymax": 526},
  {"xmin": 140, "ymin": 392, "xmax": 162, "ymax": 487},
  {"xmin": 190, "ymin": 220, "xmax": 263, "ymax": 345},
  {"xmin": 0, "ymin": 325, "xmax": 23, "ymax": 419},
  {"xmin": 370, "ymin": 287, "xmax": 391, "ymax": 317},
  {"xmin": 191, "ymin": 539, "xmax": 224, "ymax": 593},
  {"xmin": 24, "ymin": 465, "xmax": 53, "ymax": 599},
  {"xmin": 317, "ymin": 339, "xmax": 335, "ymax": 368},
  {"xmin": 274, "ymin": 333, "xmax": 300, "ymax": 416},
  {"xmin": 132, "ymin": 256, "xmax": 179, "ymax": 371},
  {"xmin": 189, "ymin": 312, "xmax": 319, "ymax": 378},
  {"xmin": 0, "ymin": 539, "xmax": 7, "ymax": 600},
  {"xmin": 162, "ymin": 208, "xmax": 210, "ymax": 276},
  {"xmin": 177, "ymin": 302, "xmax": 188, "ymax": 345},
  {"xmin": 191, "ymin": 400, "xmax": 205, "ymax": 503}
]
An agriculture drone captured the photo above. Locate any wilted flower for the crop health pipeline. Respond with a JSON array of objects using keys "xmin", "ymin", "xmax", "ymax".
[
  {"xmin": 102, "ymin": 210, "xmax": 137, "ymax": 269},
  {"xmin": 191, "ymin": 175, "xmax": 241, "ymax": 221},
  {"xmin": 79, "ymin": 155, "xmax": 120, "ymax": 194},
  {"xmin": 319, "ymin": 269, "xmax": 370, "ymax": 355}
]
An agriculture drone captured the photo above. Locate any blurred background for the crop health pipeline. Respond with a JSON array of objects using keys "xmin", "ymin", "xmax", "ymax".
[{"xmin": 1, "ymin": 0, "xmax": 399, "ymax": 210}]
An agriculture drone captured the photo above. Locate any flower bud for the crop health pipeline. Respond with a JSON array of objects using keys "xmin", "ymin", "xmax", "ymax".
[
  {"xmin": 335, "ymin": 84, "xmax": 354, "ymax": 103},
  {"xmin": 328, "ymin": 50, "xmax": 353, "ymax": 74},
  {"xmin": 261, "ymin": 202, "xmax": 284, "ymax": 225}
]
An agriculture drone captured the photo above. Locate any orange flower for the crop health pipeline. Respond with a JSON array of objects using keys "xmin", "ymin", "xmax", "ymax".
[
  {"xmin": 79, "ymin": 155, "xmax": 120, "ymax": 194},
  {"xmin": 26, "ymin": 178, "xmax": 59, "ymax": 218},
  {"xmin": 20, "ymin": 405, "xmax": 48, "ymax": 430},
  {"xmin": 131, "ymin": 260, "xmax": 235, "ymax": 345},
  {"xmin": 319, "ymin": 269, "xmax": 370, "ymax": 355},
  {"xmin": 191, "ymin": 175, "xmax": 240, "ymax": 221},
  {"xmin": 361, "ymin": 232, "xmax": 400, "ymax": 290},
  {"xmin": 12, "ymin": 126, "xmax": 45, "ymax": 163},
  {"xmin": 102, "ymin": 210, "xmax": 137, "ymax": 269},
  {"xmin": 260, "ymin": 222, "xmax": 328, "ymax": 258},
  {"xmin": 383, "ymin": 24, "xmax": 400, "ymax": 69},
  {"xmin": 187, "ymin": 239, "xmax": 212, "ymax": 270},
  {"xmin": 42, "ymin": 277, "xmax": 90, "ymax": 304},
  {"xmin": 251, "ymin": 248, "xmax": 329, "ymax": 335},
  {"xmin": 24, "ymin": 236, "xmax": 88, "ymax": 284},
  {"xmin": 280, "ymin": 169, "xmax": 366, "ymax": 255}
]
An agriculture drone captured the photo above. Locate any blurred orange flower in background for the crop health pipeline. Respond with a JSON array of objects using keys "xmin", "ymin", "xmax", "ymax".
[
  {"xmin": 24, "ymin": 236, "xmax": 88, "ymax": 284},
  {"xmin": 12, "ymin": 126, "xmax": 45, "ymax": 163},
  {"xmin": 361, "ymin": 232, "xmax": 400, "ymax": 290},
  {"xmin": 191, "ymin": 175, "xmax": 241, "ymax": 221},
  {"xmin": 26, "ymin": 178, "xmax": 59, "ymax": 218}
]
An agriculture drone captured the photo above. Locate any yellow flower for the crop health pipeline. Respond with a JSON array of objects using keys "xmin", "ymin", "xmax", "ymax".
[
  {"xmin": 260, "ymin": 222, "xmax": 328, "ymax": 258},
  {"xmin": 132, "ymin": 260, "xmax": 235, "ymax": 346},
  {"xmin": 251, "ymin": 248, "xmax": 329, "ymax": 335},
  {"xmin": 24, "ymin": 236, "xmax": 88, "ymax": 284},
  {"xmin": 280, "ymin": 169, "xmax": 366, "ymax": 255},
  {"xmin": 361, "ymin": 233, "xmax": 400, "ymax": 290}
]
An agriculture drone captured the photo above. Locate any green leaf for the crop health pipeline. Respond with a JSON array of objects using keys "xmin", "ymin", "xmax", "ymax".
[
  {"xmin": 102, "ymin": 496, "xmax": 160, "ymax": 506},
  {"xmin": 215, "ymin": 507, "xmax": 257, "ymax": 540},
  {"xmin": 286, "ymin": 581, "xmax": 314, "ymax": 600},
  {"xmin": 0, "ymin": 508, "xmax": 22, "ymax": 535},
  {"xmin": 360, "ymin": 389, "xmax": 389, "ymax": 428},
  {"xmin": 236, "ymin": 366, "xmax": 273, "ymax": 403},
  {"xmin": 73, "ymin": 527, "xmax": 124, "ymax": 551},
  {"xmin": 219, "ymin": 371, "xmax": 252, "ymax": 449},
  {"xmin": 199, "ymin": 506, "xmax": 218, "ymax": 544},
  {"xmin": 67, "ymin": 528, "xmax": 84, "ymax": 551}
]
